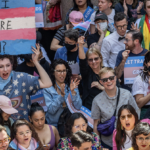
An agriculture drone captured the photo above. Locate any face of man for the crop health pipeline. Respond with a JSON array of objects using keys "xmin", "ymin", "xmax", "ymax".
[
  {"xmin": 114, "ymin": 18, "xmax": 128, "ymax": 36},
  {"xmin": 124, "ymin": 33, "xmax": 135, "ymax": 51},
  {"xmin": 0, "ymin": 130, "xmax": 9, "ymax": 150},
  {"xmin": 73, "ymin": 142, "xmax": 92, "ymax": 150}
]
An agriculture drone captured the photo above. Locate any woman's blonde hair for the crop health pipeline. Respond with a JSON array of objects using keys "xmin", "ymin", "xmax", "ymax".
[
  {"xmin": 98, "ymin": 67, "xmax": 115, "ymax": 78},
  {"xmin": 86, "ymin": 47, "xmax": 103, "ymax": 68}
]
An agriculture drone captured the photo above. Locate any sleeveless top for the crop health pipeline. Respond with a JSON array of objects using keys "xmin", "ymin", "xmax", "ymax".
[{"xmin": 48, "ymin": 125, "xmax": 55, "ymax": 150}]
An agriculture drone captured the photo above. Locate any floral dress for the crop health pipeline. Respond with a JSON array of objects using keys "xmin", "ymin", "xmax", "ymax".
[{"xmin": 57, "ymin": 132, "xmax": 102, "ymax": 150}]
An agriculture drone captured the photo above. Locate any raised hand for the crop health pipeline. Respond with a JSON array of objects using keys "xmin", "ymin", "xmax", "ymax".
[
  {"xmin": 78, "ymin": 36, "xmax": 85, "ymax": 47},
  {"xmin": 123, "ymin": 0, "xmax": 128, "ymax": 15},
  {"xmin": 60, "ymin": 83, "xmax": 65, "ymax": 97},
  {"xmin": 70, "ymin": 78, "xmax": 80, "ymax": 93},
  {"xmin": 122, "ymin": 50, "xmax": 130, "ymax": 61},
  {"xmin": 32, "ymin": 43, "xmax": 40, "ymax": 63},
  {"xmin": 96, "ymin": 23, "xmax": 104, "ymax": 36},
  {"xmin": 91, "ymin": 81, "xmax": 104, "ymax": 90},
  {"xmin": 137, "ymin": 1, "xmax": 144, "ymax": 13},
  {"xmin": 131, "ymin": 22, "xmax": 141, "ymax": 32}
]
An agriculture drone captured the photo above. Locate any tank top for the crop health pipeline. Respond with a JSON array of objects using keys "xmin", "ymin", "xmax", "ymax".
[{"xmin": 48, "ymin": 125, "xmax": 55, "ymax": 150}]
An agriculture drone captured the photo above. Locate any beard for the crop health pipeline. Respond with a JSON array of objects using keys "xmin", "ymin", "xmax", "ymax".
[{"xmin": 125, "ymin": 43, "xmax": 135, "ymax": 51}]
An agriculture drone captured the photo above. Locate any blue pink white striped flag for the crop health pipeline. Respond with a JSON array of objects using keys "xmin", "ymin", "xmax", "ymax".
[
  {"xmin": 73, "ymin": 19, "xmax": 91, "ymax": 31},
  {"xmin": 0, "ymin": 0, "xmax": 36, "ymax": 55}
]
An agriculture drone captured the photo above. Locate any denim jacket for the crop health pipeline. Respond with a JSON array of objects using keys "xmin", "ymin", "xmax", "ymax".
[
  {"xmin": 54, "ymin": 46, "xmax": 88, "ymax": 63},
  {"xmin": 43, "ymin": 85, "xmax": 82, "ymax": 128}
]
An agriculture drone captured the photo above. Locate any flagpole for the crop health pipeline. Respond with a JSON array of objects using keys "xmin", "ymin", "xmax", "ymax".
[{"xmin": 83, "ymin": 22, "xmax": 91, "ymax": 37}]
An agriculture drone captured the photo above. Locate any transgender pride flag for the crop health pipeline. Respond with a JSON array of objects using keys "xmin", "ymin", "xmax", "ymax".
[
  {"xmin": 73, "ymin": 19, "xmax": 91, "ymax": 31},
  {"xmin": 0, "ymin": 0, "xmax": 36, "ymax": 55}
]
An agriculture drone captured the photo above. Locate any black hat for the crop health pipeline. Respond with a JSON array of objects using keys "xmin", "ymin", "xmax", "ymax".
[{"xmin": 94, "ymin": 12, "xmax": 108, "ymax": 22}]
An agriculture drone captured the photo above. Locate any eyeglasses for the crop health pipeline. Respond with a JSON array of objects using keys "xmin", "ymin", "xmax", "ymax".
[
  {"xmin": 73, "ymin": 123, "xmax": 87, "ymax": 129},
  {"xmin": 17, "ymin": 130, "xmax": 32, "ymax": 136},
  {"xmin": 100, "ymin": 76, "xmax": 115, "ymax": 83},
  {"xmin": 0, "ymin": 137, "xmax": 11, "ymax": 146},
  {"xmin": 136, "ymin": 136, "xmax": 150, "ymax": 142},
  {"xmin": 124, "ymin": 38, "xmax": 132, "ymax": 43},
  {"xmin": 54, "ymin": 69, "xmax": 68, "ymax": 74},
  {"xmin": 116, "ymin": 24, "xmax": 127, "ymax": 30},
  {"xmin": 88, "ymin": 57, "xmax": 99, "ymax": 62},
  {"xmin": 120, "ymin": 114, "xmax": 133, "ymax": 120}
]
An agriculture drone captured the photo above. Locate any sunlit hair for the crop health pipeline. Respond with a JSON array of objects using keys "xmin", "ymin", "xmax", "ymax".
[
  {"xmin": 132, "ymin": 122, "xmax": 150, "ymax": 150},
  {"xmin": 115, "ymin": 105, "xmax": 139, "ymax": 150},
  {"xmin": 0, "ymin": 125, "xmax": 6, "ymax": 133},
  {"xmin": 98, "ymin": 67, "xmax": 115, "ymax": 78},
  {"xmin": 86, "ymin": 47, "xmax": 103, "ymax": 68}
]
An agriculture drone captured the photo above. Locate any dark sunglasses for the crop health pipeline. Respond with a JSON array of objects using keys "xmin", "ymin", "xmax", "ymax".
[
  {"xmin": 120, "ymin": 114, "xmax": 133, "ymax": 120},
  {"xmin": 100, "ymin": 76, "xmax": 115, "ymax": 83},
  {"xmin": 88, "ymin": 57, "xmax": 99, "ymax": 62}
]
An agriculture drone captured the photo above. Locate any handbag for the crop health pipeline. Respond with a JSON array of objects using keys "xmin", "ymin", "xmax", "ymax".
[{"xmin": 97, "ymin": 88, "xmax": 120, "ymax": 136}]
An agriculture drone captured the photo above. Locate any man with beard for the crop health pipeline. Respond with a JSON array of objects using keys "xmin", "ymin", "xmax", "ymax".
[{"xmin": 115, "ymin": 30, "xmax": 148, "ymax": 91}]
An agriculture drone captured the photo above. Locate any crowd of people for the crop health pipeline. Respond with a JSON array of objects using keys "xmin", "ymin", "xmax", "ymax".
[{"xmin": 1, "ymin": 0, "xmax": 150, "ymax": 149}]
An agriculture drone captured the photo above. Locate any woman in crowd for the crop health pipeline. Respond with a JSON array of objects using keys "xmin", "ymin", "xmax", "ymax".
[
  {"xmin": 9, "ymin": 119, "xmax": 44, "ymax": 150},
  {"xmin": 115, "ymin": 0, "xmax": 145, "ymax": 30},
  {"xmin": 29, "ymin": 102, "xmax": 60, "ymax": 150},
  {"xmin": 113, "ymin": 105, "xmax": 139, "ymax": 150},
  {"xmin": 90, "ymin": 0, "xmax": 115, "ymax": 33},
  {"xmin": 43, "ymin": 59, "xmax": 82, "ymax": 128},
  {"xmin": 57, "ymin": 112, "xmax": 102, "ymax": 150},
  {"xmin": 78, "ymin": 36, "xmax": 104, "ymax": 110},
  {"xmin": 132, "ymin": 51, "xmax": 150, "ymax": 119},
  {"xmin": 0, "ymin": 95, "xmax": 18, "ymax": 137},
  {"xmin": 127, "ymin": 122, "xmax": 150, "ymax": 150}
]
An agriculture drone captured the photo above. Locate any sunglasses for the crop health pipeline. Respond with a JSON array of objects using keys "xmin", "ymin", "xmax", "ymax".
[
  {"xmin": 88, "ymin": 57, "xmax": 99, "ymax": 62},
  {"xmin": 100, "ymin": 76, "xmax": 115, "ymax": 83},
  {"xmin": 120, "ymin": 114, "xmax": 132, "ymax": 120}
]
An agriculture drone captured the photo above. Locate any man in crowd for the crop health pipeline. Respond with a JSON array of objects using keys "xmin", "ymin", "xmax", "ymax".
[
  {"xmin": 0, "ymin": 125, "xmax": 10, "ymax": 150},
  {"xmin": 115, "ymin": 30, "xmax": 148, "ymax": 90},
  {"xmin": 87, "ymin": 12, "xmax": 110, "ymax": 49},
  {"xmin": 101, "ymin": 12, "xmax": 127, "ymax": 68},
  {"xmin": 71, "ymin": 130, "xmax": 93, "ymax": 150},
  {"xmin": 50, "ymin": 11, "xmax": 83, "ymax": 51}
]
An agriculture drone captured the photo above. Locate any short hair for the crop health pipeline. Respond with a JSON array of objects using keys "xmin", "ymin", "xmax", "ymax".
[
  {"xmin": 132, "ymin": 122, "xmax": 150, "ymax": 150},
  {"xmin": 114, "ymin": 12, "xmax": 127, "ymax": 23},
  {"xmin": 99, "ymin": 67, "xmax": 115, "ymax": 78},
  {"xmin": 144, "ymin": 0, "xmax": 150, "ymax": 9},
  {"xmin": 64, "ymin": 29, "xmax": 79, "ymax": 42},
  {"xmin": 0, "ymin": 55, "xmax": 14, "ymax": 65},
  {"xmin": 0, "ymin": 125, "xmax": 6, "ymax": 133},
  {"xmin": 127, "ymin": 30, "xmax": 143, "ymax": 44},
  {"xmin": 71, "ymin": 130, "xmax": 93, "ymax": 148}
]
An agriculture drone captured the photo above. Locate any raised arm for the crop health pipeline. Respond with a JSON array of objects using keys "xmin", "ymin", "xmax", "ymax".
[{"xmin": 50, "ymin": 38, "xmax": 63, "ymax": 51}]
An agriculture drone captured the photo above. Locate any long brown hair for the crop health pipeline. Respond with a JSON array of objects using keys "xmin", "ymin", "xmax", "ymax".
[
  {"xmin": 115, "ymin": 105, "xmax": 139, "ymax": 150},
  {"xmin": 11, "ymin": 119, "xmax": 44, "ymax": 150},
  {"xmin": 119, "ymin": 0, "xmax": 138, "ymax": 8}
]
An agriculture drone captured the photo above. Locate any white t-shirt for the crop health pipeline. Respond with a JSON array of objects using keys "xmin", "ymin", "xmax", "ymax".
[
  {"xmin": 132, "ymin": 75, "xmax": 150, "ymax": 105},
  {"xmin": 135, "ymin": 18, "xmax": 150, "ymax": 28},
  {"xmin": 122, "ymin": 130, "xmax": 132, "ymax": 150}
]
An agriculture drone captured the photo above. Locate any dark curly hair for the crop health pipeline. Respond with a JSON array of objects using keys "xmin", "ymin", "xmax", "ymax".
[
  {"xmin": 65, "ymin": 113, "xmax": 91, "ymax": 137},
  {"xmin": 132, "ymin": 122, "xmax": 150, "ymax": 150},
  {"xmin": 49, "ymin": 59, "xmax": 72, "ymax": 90},
  {"xmin": 11, "ymin": 119, "xmax": 44, "ymax": 150},
  {"xmin": 115, "ymin": 105, "xmax": 139, "ymax": 150}
]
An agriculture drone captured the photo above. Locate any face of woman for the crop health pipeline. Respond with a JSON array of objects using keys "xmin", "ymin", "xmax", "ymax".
[
  {"xmin": 136, "ymin": 133, "xmax": 150, "ymax": 150},
  {"xmin": 98, "ymin": 0, "xmax": 112, "ymax": 12},
  {"xmin": 16, "ymin": 125, "xmax": 32, "ymax": 148},
  {"xmin": 72, "ymin": 118, "xmax": 87, "ymax": 133},
  {"xmin": 120, "ymin": 109, "xmax": 135, "ymax": 131},
  {"xmin": 145, "ymin": 1, "xmax": 150, "ymax": 17},
  {"xmin": 2, "ymin": 111, "xmax": 10, "ymax": 121},
  {"xmin": 54, "ymin": 64, "xmax": 67, "ymax": 84},
  {"xmin": 30, "ymin": 111, "xmax": 45, "ymax": 130},
  {"xmin": 87, "ymin": 53, "xmax": 101, "ymax": 70},
  {"xmin": 75, "ymin": 0, "xmax": 87, "ymax": 7},
  {"xmin": 0, "ymin": 58, "xmax": 12, "ymax": 80}
]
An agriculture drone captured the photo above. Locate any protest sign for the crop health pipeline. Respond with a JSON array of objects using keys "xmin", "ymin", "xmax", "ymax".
[
  {"xmin": 83, "ymin": 6, "xmax": 94, "ymax": 21},
  {"xmin": 35, "ymin": 4, "xmax": 44, "ymax": 28},
  {"xmin": 66, "ymin": 94, "xmax": 94, "ymax": 128},
  {"xmin": 124, "ymin": 56, "xmax": 144, "ymax": 84},
  {"xmin": 69, "ymin": 63, "xmax": 80, "ymax": 75},
  {"xmin": 0, "ymin": 0, "xmax": 36, "ymax": 55}
]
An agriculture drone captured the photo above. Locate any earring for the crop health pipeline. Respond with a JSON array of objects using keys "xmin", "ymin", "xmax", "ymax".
[{"xmin": 121, "ymin": 125, "xmax": 123, "ymax": 130}]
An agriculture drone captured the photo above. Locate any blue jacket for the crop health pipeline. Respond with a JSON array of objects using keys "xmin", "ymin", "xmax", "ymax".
[
  {"xmin": 54, "ymin": 46, "xmax": 88, "ymax": 63},
  {"xmin": 43, "ymin": 85, "xmax": 82, "ymax": 128}
]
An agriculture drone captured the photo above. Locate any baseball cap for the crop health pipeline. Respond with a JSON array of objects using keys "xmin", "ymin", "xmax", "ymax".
[
  {"xmin": 0, "ymin": 95, "xmax": 18, "ymax": 114},
  {"xmin": 69, "ymin": 11, "xmax": 83, "ymax": 27},
  {"xmin": 94, "ymin": 12, "xmax": 108, "ymax": 22}
]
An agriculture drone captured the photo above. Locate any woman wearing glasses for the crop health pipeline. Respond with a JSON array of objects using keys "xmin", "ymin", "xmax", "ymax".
[
  {"xmin": 127, "ymin": 122, "xmax": 150, "ymax": 150},
  {"xmin": 43, "ymin": 59, "xmax": 82, "ymax": 128},
  {"xmin": 9, "ymin": 119, "xmax": 44, "ymax": 150},
  {"xmin": 57, "ymin": 112, "xmax": 103, "ymax": 150},
  {"xmin": 78, "ymin": 36, "xmax": 104, "ymax": 110},
  {"xmin": 113, "ymin": 105, "xmax": 139, "ymax": 150}
]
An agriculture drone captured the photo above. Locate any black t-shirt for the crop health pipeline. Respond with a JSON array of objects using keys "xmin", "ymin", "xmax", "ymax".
[
  {"xmin": 67, "ymin": 50, "xmax": 78, "ymax": 65},
  {"xmin": 87, "ymin": 31, "xmax": 100, "ymax": 48}
]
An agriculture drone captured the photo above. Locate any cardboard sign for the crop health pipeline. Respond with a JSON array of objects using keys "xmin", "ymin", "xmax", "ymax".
[
  {"xmin": 124, "ymin": 56, "xmax": 144, "ymax": 84},
  {"xmin": 69, "ymin": 63, "xmax": 80, "ymax": 75},
  {"xmin": 66, "ymin": 94, "xmax": 94, "ymax": 128},
  {"xmin": 0, "ymin": 0, "xmax": 36, "ymax": 55},
  {"xmin": 35, "ymin": 4, "xmax": 44, "ymax": 28},
  {"xmin": 83, "ymin": 6, "xmax": 94, "ymax": 21}
]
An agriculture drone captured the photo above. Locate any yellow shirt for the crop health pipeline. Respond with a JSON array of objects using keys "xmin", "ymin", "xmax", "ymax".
[{"xmin": 127, "ymin": 147, "xmax": 134, "ymax": 150}]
